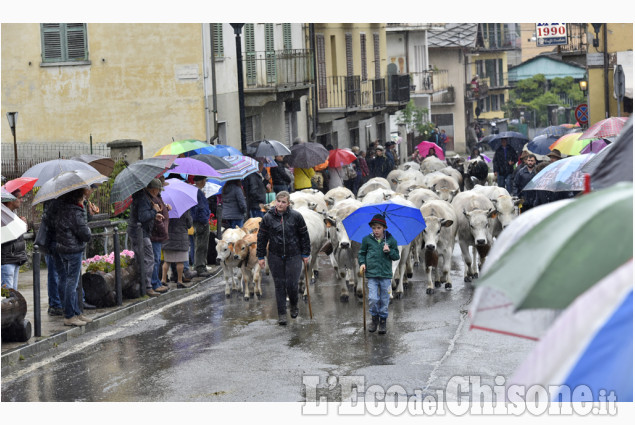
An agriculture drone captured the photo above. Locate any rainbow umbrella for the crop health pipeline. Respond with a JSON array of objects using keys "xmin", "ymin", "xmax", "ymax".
[
  {"xmin": 548, "ymin": 132, "xmax": 599, "ymax": 156},
  {"xmin": 153, "ymin": 139, "xmax": 215, "ymax": 157},
  {"xmin": 559, "ymin": 122, "xmax": 580, "ymax": 129},
  {"xmin": 580, "ymin": 117, "xmax": 629, "ymax": 139}
]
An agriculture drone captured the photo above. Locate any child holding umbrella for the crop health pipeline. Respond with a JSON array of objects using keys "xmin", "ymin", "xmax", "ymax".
[{"xmin": 358, "ymin": 214, "xmax": 400, "ymax": 334}]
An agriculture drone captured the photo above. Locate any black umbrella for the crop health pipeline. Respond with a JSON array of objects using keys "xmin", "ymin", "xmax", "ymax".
[
  {"xmin": 287, "ymin": 142, "xmax": 329, "ymax": 168},
  {"xmin": 247, "ymin": 139, "xmax": 292, "ymax": 157},
  {"xmin": 189, "ymin": 154, "xmax": 233, "ymax": 170},
  {"xmin": 110, "ymin": 156, "xmax": 176, "ymax": 203},
  {"xmin": 483, "ymin": 131, "xmax": 528, "ymax": 152},
  {"xmin": 583, "ymin": 116, "xmax": 633, "ymax": 190}
]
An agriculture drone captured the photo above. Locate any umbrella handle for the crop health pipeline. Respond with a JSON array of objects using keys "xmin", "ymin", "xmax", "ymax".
[
  {"xmin": 362, "ymin": 269, "xmax": 366, "ymax": 331},
  {"xmin": 304, "ymin": 263, "xmax": 313, "ymax": 320}
]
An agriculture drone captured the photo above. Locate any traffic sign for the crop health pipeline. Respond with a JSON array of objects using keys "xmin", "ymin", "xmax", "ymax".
[{"xmin": 575, "ymin": 104, "xmax": 589, "ymax": 126}]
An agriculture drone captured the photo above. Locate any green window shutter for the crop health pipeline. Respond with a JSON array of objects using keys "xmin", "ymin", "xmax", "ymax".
[
  {"xmin": 283, "ymin": 23, "xmax": 292, "ymax": 51},
  {"xmin": 42, "ymin": 23, "xmax": 63, "ymax": 62},
  {"xmin": 498, "ymin": 58, "xmax": 503, "ymax": 86},
  {"xmin": 245, "ymin": 24, "xmax": 256, "ymax": 85},
  {"xmin": 66, "ymin": 23, "xmax": 87, "ymax": 60},
  {"xmin": 213, "ymin": 23, "xmax": 224, "ymax": 57},
  {"xmin": 265, "ymin": 23, "xmax": 276, "ymax": 83},
  {"xmin": 316, "ymin": 33, "xmax": 327, "ymax": 108},
  {"xmin": 373, "ymin": 32, "xmax": 380, "ymax": 79},
  {"xmin": 360, "ymin": 33, "xmax": 367, "ymax": 82},
  {"xmin": 41, "ymin": 23, "xmax": 87, "ymax": 62}
]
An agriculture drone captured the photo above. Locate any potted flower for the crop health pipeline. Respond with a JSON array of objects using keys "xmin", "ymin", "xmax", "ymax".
[{"xmin": 82, "ymin": 250, "xmax": 138, "ymax": 307}]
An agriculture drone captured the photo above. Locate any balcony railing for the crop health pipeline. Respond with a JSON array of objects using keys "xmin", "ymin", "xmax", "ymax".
[
  {"xmin": 409, "ymin": 69, "xmax": 449, "ymax": 93},
  {"xmin": 476, "ymin": 30, "xmax": 519, "ymax": 51},
  {"xmin": 243, "ymin": 49, "xmax": 313, "ymax": 89},
  {"xmin": 465, "ymin": 80, "xmax": 489, "ymax": 100},
  {"xmin": 318, "ymin": 76, "xmax": 391, "ymax": 110},
  {"xmin": 431, "ymin": 86, "xmax": 455, "ymax": 104},
  {"xmin": 559, "ymin": 24, "xmax": 588, "ymax": 54},
  {"xmin": 480, "ymin": 73, "xmax": 509, "ymax": 89}
]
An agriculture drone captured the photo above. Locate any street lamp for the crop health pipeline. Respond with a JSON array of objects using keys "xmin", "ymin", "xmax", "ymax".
[
  {"xmin": 579, "ymin": 80, "xmax": 588, "ymax": 97},
  {"xmin": 6, "ymin": 112, "xmax": 18, "ymax": 170}
]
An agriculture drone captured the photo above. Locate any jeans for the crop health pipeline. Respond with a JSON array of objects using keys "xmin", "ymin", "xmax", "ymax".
[
  {"xmin": 367, "ymin": 277, "xmax": 391, "ymax": 319},
  {"xmin": 497, "ymin": 174, "xmax": 513, "ymax": 193},
  {"xmin": 193, "ymin": 221, "xmax": 210, "ymax": 274},
  {"xmin": 58, "ymin": 251, "xmax": 84, "ymax": 319},
  {"xmin": 129, "ymin": 232, "xmax": 154, "ymax": 290},
  {"xmin": 151, "ymin": 241, "xmax": 163, "ymax": 289},
  {"xmin": 273, "ymin": 184, "xmax": 288, "ymax": 194},
  {"xmin": 1, "ymin": 263, "xmax": 20, "ymax": 290},
  {"xmin": 45, "ymin": 252, "xmax": 63, "ymax": 309},
  {"xmin": 250, "ymin": 209, "xmax": 264, "ymax": 219},
  {"xmin": 267, "ymin": 253, "xmax": 303, "ymax": 316},
  {"xmin": 224, "ymin": 219, "xmax": 243, "ymax": 230},
  {"xmin": 189, "ymin": 235, "xmax": 195, "ymax": 266}
]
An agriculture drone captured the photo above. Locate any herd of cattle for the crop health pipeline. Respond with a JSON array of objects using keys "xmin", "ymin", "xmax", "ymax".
[{"xmin": 214, "ymin": 155, "xmax": 523, "ymax": 304}]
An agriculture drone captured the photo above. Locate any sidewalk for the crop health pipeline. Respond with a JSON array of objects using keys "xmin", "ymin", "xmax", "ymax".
[{"xmin": 1, "ymin": 264, "xmax": 221, "ymax": 374}]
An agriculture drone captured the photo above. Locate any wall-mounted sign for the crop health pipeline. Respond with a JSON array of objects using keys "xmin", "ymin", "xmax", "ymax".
[{"xmin": 536, "ymin": 23, "xmax": 568, "ymax": 46}]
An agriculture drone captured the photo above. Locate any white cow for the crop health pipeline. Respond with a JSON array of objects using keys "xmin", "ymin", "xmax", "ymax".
[
  {"xmin": 438, "ymin": 166, "xmax": 463, "ymax": 189},
  {"xmin": 215, "ymin": 227, "xmax": 247, "ymax": 297},
  {"xmin": 324, "ymin": 186, "xmax": 355, "ymax": 209},
  {"xmin": 294, "ymin": 206, "xmax": 328, "ymax": 298},
  {"xmin": 357, "ymin": 177, "xmax": 391, "ymax": 199},
  {"xmin": 418, "ymin": 200, "xmax": 458, "ymax": 294},
  {"xmin": 405, "ymin": 187, "xmax": 441, "ymax": 208},
  {"xmin": 471, "ymin": 185, "xmax": 521, "ymax": 238},
  {"xmin": 360, "ymin": 188, "xmax": 396, "ymax": 204},
  {"xmin": 290, "ymin": 191, "xmax": 328, "ymax": 214},
  {"xmin": 451, "ymin": 191, "xmax": 496, "ymax": 282},
  {"xmin": 422, "ymin": 172, "xmax": 460, "ymax": 203},
  {"xmin": 420, "ymin": 156, "xmax": 447, "ymax": 174},
  {"xmin": 386, "ymin": 169, "xmax": 404, "ymax": 190},
  {"xmin": 399, "ymin": 161, "xmax": 421, "ymax": 172}
]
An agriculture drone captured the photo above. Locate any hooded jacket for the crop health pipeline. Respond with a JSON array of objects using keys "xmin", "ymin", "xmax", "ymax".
[
  {"xmin": 55, "ymin": 201, "xmax": 92, "ymax": 254},
  {"xmin": 358, "ymin": 230, "xmax": 400, "ymax": 279}
]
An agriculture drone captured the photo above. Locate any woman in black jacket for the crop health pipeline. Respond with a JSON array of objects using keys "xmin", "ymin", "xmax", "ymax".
[
  {"xmin": 162, "ymin": 210, "xmax": 193, "ymax": 288},
  {"xmin": 55, "ymin": 189, "xmax": 93, "ymax": 327},
  {"xmin": 221, "ymin": 179, "xmax": 247, "ymax": 229},
  {"xmin": 270, "ymin": 155, "xmax": 291, "ymax": 193}
]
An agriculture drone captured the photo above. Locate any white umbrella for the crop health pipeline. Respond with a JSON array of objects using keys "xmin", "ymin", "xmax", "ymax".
[
  {"xmin": 1, "ymin": 204, "xmax": 27, "ymax": 244},
  {"xmin": 32, "ymin": 170, "xmax": 109, "ymax": 206}
]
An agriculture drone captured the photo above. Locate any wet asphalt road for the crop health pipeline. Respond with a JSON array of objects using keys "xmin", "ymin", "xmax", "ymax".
[{"xmin": 1, "ymin": 247, "xmax": 535, "ymax": 402}]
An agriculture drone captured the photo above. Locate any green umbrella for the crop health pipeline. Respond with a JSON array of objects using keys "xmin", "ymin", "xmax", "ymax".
[{"xmin": 474, "ymin": 182, "xmax": 633, "ymax": 310}]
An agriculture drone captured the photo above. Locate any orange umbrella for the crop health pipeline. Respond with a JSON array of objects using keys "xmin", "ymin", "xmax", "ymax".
[{"xmin": 314, "ymin": 158, "xmax": 329, "ymax": 171}]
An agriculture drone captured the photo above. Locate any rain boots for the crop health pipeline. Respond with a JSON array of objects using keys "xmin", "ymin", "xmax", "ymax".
[
  {"xmin": 368, "ymin": 315, "xmax": 379, "ymax": 333},
  {"xmin": 378, "ymin": 317, "xmax": 387, "ymax": 335},
  {"xmin": 290, "ymin": 304, "xmax": 299, "ymax": 319}
]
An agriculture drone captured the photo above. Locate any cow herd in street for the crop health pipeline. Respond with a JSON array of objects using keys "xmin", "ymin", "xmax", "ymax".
[{"xmin": 214, "ymin": 155, "xmax": 522, "ymax": 304}]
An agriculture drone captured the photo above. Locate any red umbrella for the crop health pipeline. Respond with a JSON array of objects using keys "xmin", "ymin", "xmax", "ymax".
[
  {"xmin": 580, "ymin": 117, "xmax": 628, "ymax": 140},
  {"xmin": 2, "ymin": 177, "xmax": 38, "ymax": 196},
  {"xmin": 328, "ymin": 148, "xmax": 357, "ymax": 168},
  {"xmin": 416, "ymin": 141, "xmax": 445, "ymax": 160}
]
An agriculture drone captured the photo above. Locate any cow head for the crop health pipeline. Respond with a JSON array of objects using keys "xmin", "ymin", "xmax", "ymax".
[
  {"xmin": 232, "ymin": 238, "xmax": 257, "ymax": 262},
  {"xmin": 463, "ymin": 208, "xmax": 496, "ymax": 246},
  {"xmin": 422, "ymin": 217, "xmax": 454, "ymax": 252},
  {"xmin": 432, "ymin": 183, "xmax": 459, "ymax": 203},
  {"xmin": 215, "ymin": 239, "xmax": 233, "ymax": 264}
]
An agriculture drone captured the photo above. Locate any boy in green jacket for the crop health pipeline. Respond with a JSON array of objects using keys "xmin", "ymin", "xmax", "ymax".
[{"xmin": 358, "ymin": 214, "xmax": 400, "ymax": 334}]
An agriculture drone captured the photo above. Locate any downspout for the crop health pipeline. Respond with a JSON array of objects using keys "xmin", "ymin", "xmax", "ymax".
[
  {"xmin": 309, "ymin": 23, "xmax": 319, "ymax": 142},
  {"xmin": 210, "ymin": 23, "xmax": 219, "ymax": 143},
  {"xmin": 202, "ymin": 24, "xmax": 211, "ymax": 143},
  {"xmin": 603, "ymin": 24, "xmax": 610, "ymax": 118}
]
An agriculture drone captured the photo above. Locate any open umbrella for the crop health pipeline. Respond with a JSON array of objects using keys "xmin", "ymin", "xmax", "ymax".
[
  {"xmin": 168, "ymin": 157, "xmax": 221, "ymax": 178},
  {"xmin": 559, "ymin": 122, "xmax": 580, "ymax": 129},
  {"xmin": 1, "ymin": 204, "xmax": 27, "ymax": 244},
  {"xmin": 327, "ymin": 148, "xmax": 357, "ymax": 168},
  {"xmin": 247, "ymin": 139, "xmax": 291, "ymax": 157},
  {"xmin": 153, "ymin": 139, "xmax": 215, "ymax": 157},
  {"xmin": 110, "ymin": 156, "xmax": 177, "ymax": 203},
  {"xmin": 22, "ymin": 159, "xmax": 99, "ymax": 187},
  {"xmin": 416, "ymin": 141, "xmax": 445, "ymax": 160},
  {"xmin": 579, "ymin": 138, "xmax": 609, "ymax": 154},
  {"xmin": 32, "ymin": 169, "xmax": 109, "ymax": 206},
  {"xmin": 523, "ymin": 153, "xmax": 595, "ymax": 192},
  {"xmin": 580, "ymin": 116, "xmax": 628, "ymax": 140},
  {"xmin": 213, "ymin": 155, "xmax": 259, "ymax": 181},
  {"xmin": 2, "ymin": 177, "xmax": 38, "ymax": 196},
  {"xmin": 537, "ymin": 125, "xmax": 568, "ymax": 138},
  {"xmin": 342, "ymin": 199, "xmax": 426, "ymax": 246},
  {"xmin": 71, "ymin": 154, "xmax": 116, "ymax": 176},
  {"xmin": 473, "ymin": 182, "xmax": 632, "ymax": 312},
  {"xmin": 1, "ymin": 187, "xmax": 17, "ymax": 202},
  {"xmin": 203, "ymin": 144, "xmax": 242, "ymax": 157},
  {"xmin": 162, "ymin": 178, "xmax": 199, "ymax": 218},
  {"xmin": 508, "ymin": 259, "xmax": 633, "ymax": 402},
  {"xmin": 526, "ymin": 134, "xmax": 560, "ymax": 155},
  {"xmin": 189, "ymin": 154, "xmax": 233, "ymax": 171},
  {"xmin": 482, "ymin": 131, "xmax": 528, "ymax": 152},
  {"xmin": 287, "ymin": 142, "xmax": 329, "ymax": 168},
  {"xmin": 202, "ymin": 181, "xmax": 223, "ymax": 198},
  {"xmin": 548, "ymin": 132, "xmax": 605, "ymax": 156}
]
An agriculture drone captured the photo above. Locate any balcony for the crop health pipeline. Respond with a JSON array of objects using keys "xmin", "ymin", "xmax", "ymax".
[
  {"xmin": 243, "ymin": 49, "xmax": 313, "ymax": 91},
  {"xmin": 476, "ymin": 30, "xmax": 519, "ymax": 51},
  {"xmin": 431, "ymin": 86, "xmax": 455, "ymax": 104},
  {"xmin": 558, "ymin": 24, "xmax": 588, "ymax": 55},
  {"xmin": 465, "ymin": 80, "xmax": 489, "ymax": 100},
  {"xmin": 409, "ymin": 69, "xmax": 450, "ymax": 94},
  {"xmin": 388, "ymin": 74, "xmax": 410, "ymax": 103}
]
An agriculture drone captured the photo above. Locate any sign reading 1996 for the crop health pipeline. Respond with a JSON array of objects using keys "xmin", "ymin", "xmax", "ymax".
[{"xmin": 536, "ymin": 23, "xmax": 568, "ymax": 46}]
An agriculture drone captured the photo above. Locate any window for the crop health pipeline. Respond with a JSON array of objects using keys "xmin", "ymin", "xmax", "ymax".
[
  {"xmin": 212, "ymin": 23, "xmax": 224, "ymax": 58},
  {"xmin": 265, "ymin": 23, "xmax": 276, "ymax": 83},
  {"xmin": 245, "ymin": 24, "xmax": 256, "ymax": 85},
  {"xmin": 282, "ymin": 23, "xmax": 292, "ymax": 51},
  {"xmin": 41, "ymin": 23, "xmax": 88, "ymax": 63},
  {"xmin": 316, "ymin": 34, "xmax": 327, "ymax": 108},
  {"xmin": 360, "ymin": 33, "xmax": 367, "ymax": 81}
]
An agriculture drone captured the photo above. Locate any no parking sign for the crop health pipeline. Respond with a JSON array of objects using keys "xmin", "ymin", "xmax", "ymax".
[{"xmin": 575, "ymin": 104, "xmax": 588, "ymax": 126}]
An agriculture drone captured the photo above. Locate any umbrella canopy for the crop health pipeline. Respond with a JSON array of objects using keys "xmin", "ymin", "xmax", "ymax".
[
  {"xmin": 342, "ymin": 199, "xmax": 426, "ymax": 246},
  {"xmin": 70, "ymin": 154, "xmax": 116, "ymax": 176},
  {"xmin": 162, "ymin": 178, "xmax": 199, "ymax": 219},
  {"xmin": 473, "ymin": 182, "xmax": 632, "ymax": 311},
  {"xmin": 213, "ymin": 155, "xmax": 259, "ymax": 181},
  {"xmin": 202, "ymin": 181, "xmax": 223, "ymax": 198},
  {"xmin": 559, "ymin": 122, "xmax": 580, "ymax": 129},
  {"xmin": 579, "ymin": 138, "xmax": 609, "ymax": 154},
  {"xmin": 583, "ymin": 116, "xmax": 633, "ymax": 190},
  {"xmin": 247, "ymin": 139, "xmax": 291, "ymax": 157},
  {"xmin": 168, "ymin": 157, "xmax": 221, "ymax": 178},
  {"xmin": 288, "ymin": 142, "xmax": 329, "ymax": 168},
  {"xmin": 467, "ymin": 153, "xmax": 491, "ymax": 163},
  {"xmin": 110, "ymin": 156, "xmax": 176, "ymax": 203},
  {"xmin": 509, "ymin": 260, "xmax": 633, "ymax": 402},
  {"xmin": 22, "ymin": 159, "xmax": 99, "ymax": 187},
  {"xmin": 523, "ymin": 153, "xmax": 595, "ymax": 192},
  {"xmin": 204, "ymin": 144, "xmax": 243, "ymax": 157},
  {"xmin": 526, "ymin": 134, "xmax": 560, "ymax": 155},
  {"xmin": 1, "ymin": 204, "xmax": 27, "ymax": 244},
  {"xmin": 32, "ymin": 169, "xmax": 109, "ymax": 206},
  {"xmin": 1, "ymin": 187, "xmax": 17, "ymax": 202},
  {"xmin": 328, "ymin": 148, "xmax": 357, "ymax": 168},
  {"xmin": 416, "ymin": 141, "xmax": 445, "ymax": 160},
  {"xmin": 548, "ymin": 132, "xmax": 605, "ymax": 156},
  {"xmin": 580, "ymin": 116, "xmax": 629, "ymax": 139},
  {"xmin": 482, "ymin": 131, "xmax": 528, "ymax": 152},
  {"xmin": 2, "ymin": 177, "xmax": 38, "ymax": 196},
  {"xmin": 153, "ymin": 139, "xmax": 215, "ymax": 157},
  {"xmin": 537, "ymin": 125, "xmax": 569, "ymax": 138},
  {"xmin": 189, "ymin": 154, "xmax": 233, "ymax": 170}
]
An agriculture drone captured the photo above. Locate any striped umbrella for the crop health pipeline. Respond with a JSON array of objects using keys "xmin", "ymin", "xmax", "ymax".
[
  {"xmin": 580, "ymin": 117, "xmax": 629, "ymax": 139},
  {"xmin": 153, "ymin": 139, "xmax": 215, "ymax": 157},
  {"xmin": 32, "ymin": 169, "xmax": 109, "ymax": 206},
  {"xmin": 213, "ymin": 155, "xmax": 259, "ymax": 181}
]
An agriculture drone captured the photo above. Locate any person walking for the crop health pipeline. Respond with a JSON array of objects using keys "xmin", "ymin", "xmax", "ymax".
[
  {"xmin": 191, "ymin": 176, "xmax": 212, "ymax": 278},
  {"xmin": 358, "ymin": 214, "xmax": 400, "ymax": 335},
  {"xmin": 162, "ymin": 209, "xmax": 193, "ymax": 289},
  {"xmin": 243, "ymin": 162, "xmax": 269, "ymax": 218},
  {"xmin": 55, "ymin": 188, "xmax": 93, "ymax": 326},
  {"xmin": 1, "ymin": 189, "xmax": 28, "ymax": 291},
  {"xmin": 512, "ymin": 153, "xmax": 537, "ymax": 212},
  {"xmin": 438, "ymin": 129, "xmax": 448, "ymax": 155},
  {"xmin": 256, "ymin": 191, "xmax": 311, "ymax": 326},
  {"xmin": 270, "ymin": 155, "xmax": 292, "ymax": 193},
  {"xmin": 221, "ymin": 179, "xmax": 247, "ymax": 229},
  {"xmin": 368, "ymin": 145, "xmax": 393, "ymax": 178},
  {"xmin": 493, "ymin": 138, "xmax": 518, "ymax": 193}
]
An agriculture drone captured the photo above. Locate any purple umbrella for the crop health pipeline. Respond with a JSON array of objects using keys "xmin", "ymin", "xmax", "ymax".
[
  {"xmin": 579, "ymin": 139, "xmax": 609, "ymax": 154},
  {"xmin": 162, "ymin": 178, "xmax": 199, "ymax": 218},
  {"xmin": 168, "ymin": 157, "xmax": 221, "ymax": 177}
]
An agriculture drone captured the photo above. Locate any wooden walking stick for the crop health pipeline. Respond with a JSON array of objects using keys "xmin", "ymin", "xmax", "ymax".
[
  {"xmin": 362, "ymin": 268, "xmax": 367, "ymax": 331},
  {"xmin": 304, "ymin": 264, "xmax": 313, "ymax": 320}
]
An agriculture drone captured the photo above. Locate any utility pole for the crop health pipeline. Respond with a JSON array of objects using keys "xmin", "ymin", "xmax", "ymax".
[{"xmin": 230, "ymin": 23, "xmax": 247, "ymax": 153}]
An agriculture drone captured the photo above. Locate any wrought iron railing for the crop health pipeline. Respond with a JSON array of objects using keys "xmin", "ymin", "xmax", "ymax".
[
  {"xmin": 465, "ymin": 80, "xmax": 489, "ymax": 100},
  {"xmin": 243, "ymin": 49, "xmax": 313, "ymax": 89},
  {"xmin": 319, "ymin": 75, "xmax": 360, "ymax": 109},
  {"xmin": 388, "ymin": 74, "xmax": 410, "ymax": 103},
  {"xmin": 409, "ymin": 69, "xmax": 449, "ymax": 93}
]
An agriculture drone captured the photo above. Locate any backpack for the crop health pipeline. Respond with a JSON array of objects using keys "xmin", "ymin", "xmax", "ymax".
[{"xmin": 345, "ymin": 164, "xmax": 357, "ymax": 180}]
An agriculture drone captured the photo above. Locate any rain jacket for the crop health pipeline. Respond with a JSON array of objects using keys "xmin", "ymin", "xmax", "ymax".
[
  {"xmin": 243, "ymin": 172, "xmax": 267, "ymax": 211},
  {"xmin": 1, "ymin": 235, "xmax": 27, "ymax": 266},
  {"xmin": 358, "ymin": 231, "xmax": 400, "ymax": 279},
  {"xmin": 127, "ymin": 190, "xmax": 157, "ymax": 238},
  {"xmin": 163, "ymin": 211, "xmax": 192, "ymax": 252},
  {"xmin": 221, "ymin": 181, "xmax": 247, "ymax": 220},
  {"xmin": 493, "ymin": 145, "xmax": 518, "ymax": 177},
  {"xmin": 191, "ymin": 188, "xmax": 211, "ymax": 224},
  {"xmin": 55, "ymin": 201, "xmax": 92, "ymax": 254},
  {"xmin": 256, "ymin": 206, "xmax": 311, "ymax": 259},
  {"xmin": 293, "ymin": 167, "xmax": 315, "ymax": 190}
]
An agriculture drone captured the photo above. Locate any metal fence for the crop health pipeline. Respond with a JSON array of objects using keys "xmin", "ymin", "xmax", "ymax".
[{"xmin": 2, "ymin": 142, "xmax": 111, "ymax": 161}]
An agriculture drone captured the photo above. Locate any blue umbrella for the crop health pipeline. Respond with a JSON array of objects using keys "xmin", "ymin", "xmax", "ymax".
[
  {"xmin": 537, "ymin": 125, "xmax": 568, "ymax": 138},
  {"xmin": 204, "ymin": 144, "xmax": 243, "ymax": 157},
  {"xmin": 342, "ymin": 200, "xmax": 426, "ymax": 246},
  {"xmin": 527, "ymin": 134, "xmax": 560, "ymax": 155},
  {"xmin": 482, "ymin": 131, "xmax": 528, "ymax": 152}
]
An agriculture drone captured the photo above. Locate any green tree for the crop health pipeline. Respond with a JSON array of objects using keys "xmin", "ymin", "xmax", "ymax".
[{"xmin": 397, "ymin": 100, "xmax": 435, "ymax": 140}]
